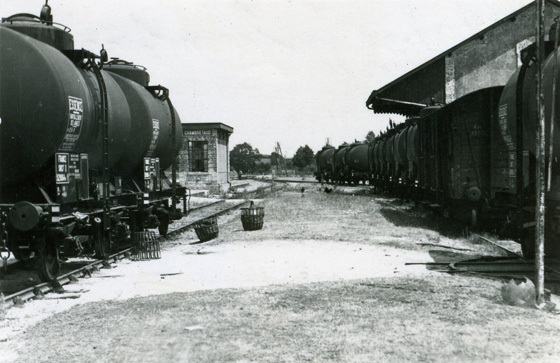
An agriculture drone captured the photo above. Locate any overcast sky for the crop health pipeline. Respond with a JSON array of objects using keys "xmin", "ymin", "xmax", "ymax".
[{"xmin": 2, "ymin": 0, "xmax": 534, "ymax": 156}]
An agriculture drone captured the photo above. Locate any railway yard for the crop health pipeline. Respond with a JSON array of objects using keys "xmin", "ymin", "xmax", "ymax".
[
  {"xmin": 3, "ymin": 1, "xmax": 560, "ymax": 362},
  {"xmin": 1, "ymin": 180, "xmax": 560, "ymax": 362}
]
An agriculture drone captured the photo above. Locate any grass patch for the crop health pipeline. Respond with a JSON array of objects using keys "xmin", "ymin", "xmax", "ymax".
[{"xmin": 16, "ymin": 275, "xmax": 560, "ymax": 362}]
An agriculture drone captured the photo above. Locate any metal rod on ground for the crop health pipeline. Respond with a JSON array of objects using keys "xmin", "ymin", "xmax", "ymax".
[{"xmin": 535, "ymin": 0, "xmax": 546, "ymax": 305}]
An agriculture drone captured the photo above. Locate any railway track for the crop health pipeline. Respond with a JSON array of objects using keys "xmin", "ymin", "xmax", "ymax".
[{"xmin": 0, "ymin": 197, "xmax": 253, "ymax": 309}]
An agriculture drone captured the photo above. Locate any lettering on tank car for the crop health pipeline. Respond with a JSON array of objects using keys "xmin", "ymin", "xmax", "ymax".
[
  {"xmin": 498, "ymin": 104, "xmax": 515, "ymax": 148},
  {"xmin": 59, "ymin": 96, "xmax": 84, "ymax": 151},
  {"xmin": 55, "ymin": 153, "xmax": 69, "ymax": 184},
  {"xmin": 147, "ymin": 119, "xmax": 160, "ymax": 156},
  {"xmin": 470, "ymin": 123, "xmax": 487, "ymax": 137}
]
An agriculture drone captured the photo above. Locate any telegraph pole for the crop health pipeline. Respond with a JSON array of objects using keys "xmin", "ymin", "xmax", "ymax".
[{"xmin": 535, "ymin": 0, "xmax": 546, "ymax": 305}]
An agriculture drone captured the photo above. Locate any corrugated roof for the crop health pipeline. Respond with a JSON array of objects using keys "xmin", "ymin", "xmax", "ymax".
[{"xmin": 366, "ymin": 96, "xmax": 426, "ymax": 117}]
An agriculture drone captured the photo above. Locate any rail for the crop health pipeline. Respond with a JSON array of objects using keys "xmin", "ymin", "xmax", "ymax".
[{"xmin": 1, "ymin": 199, "xmax": 250, "ymax": 309}]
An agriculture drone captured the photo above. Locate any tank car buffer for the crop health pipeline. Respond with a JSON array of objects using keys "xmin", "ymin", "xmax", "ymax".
[{"xmin": 0, "ymin": 4, "xmax": 187, "ymax": 282}]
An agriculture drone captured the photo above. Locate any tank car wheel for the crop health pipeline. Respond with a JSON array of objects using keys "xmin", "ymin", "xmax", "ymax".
[{"xmin": 38, "ymin": 240, "xmax": 60, "ymax": 282}]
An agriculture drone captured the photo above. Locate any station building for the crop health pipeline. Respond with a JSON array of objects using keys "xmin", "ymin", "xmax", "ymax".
[
  {"xmin": 178, "ymin": 123, "xmax": 234, "ymax": 193},
  {"xmin": 366, "ymin": 0, "xmax": 560, "ymax": 116}
]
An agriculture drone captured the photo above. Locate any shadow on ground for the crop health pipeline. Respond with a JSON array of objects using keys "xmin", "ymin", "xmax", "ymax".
[{"xmin": 379, "ymin": 206, "xmax": 467, "ymax": 239}]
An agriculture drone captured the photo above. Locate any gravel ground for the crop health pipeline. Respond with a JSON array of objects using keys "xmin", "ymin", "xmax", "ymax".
[{"xmin": 0, "ymin": 184, "xmax": 557, "ymax": 362}]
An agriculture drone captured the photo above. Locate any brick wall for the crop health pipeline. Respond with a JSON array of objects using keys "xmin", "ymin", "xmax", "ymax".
[
  {"xmin": 178, "ymin": 127, "xmax": 231, "ymax": 192},
  {"xmin": 448, "ymin": 5, "xmax": 560, "ymax": 101}
]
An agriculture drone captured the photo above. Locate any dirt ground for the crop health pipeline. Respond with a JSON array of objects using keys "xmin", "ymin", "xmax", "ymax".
[{"xmin": 1, "ymin": 184, "xmax": 559, "ymax": 362}]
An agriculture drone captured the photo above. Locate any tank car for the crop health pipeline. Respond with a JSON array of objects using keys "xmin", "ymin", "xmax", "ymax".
[
  {"xmin": 315, "ymin": 145, "xmax": 336, "ymax": 183},
  {"xmin": 494, "ymin": 41, "xmax": 560, "ymax": 258},
  {"xmin": 406, "ymin": 123, "xmax": 420, "ymax": 183},
  {"xmin": 333, "ymin": 144, "xmax": 350, "ymax": 184},
  {"xmin": 384, "ymin": 134, "xmax": 396, "ymax": 182},
  {"xmin": 345, "ymin": 142, "xmax": 370, "ymax": 185},
  {"xmin": 368, "ymin": 141, "xmax": 378, "ymax": 184},
  {"xmin": 0, "ymin": 5, "xmax": 186, "ymax": 281},
  {"xmin": 375, "ymin": 138, "xmax": 387, "ymax": 188}
]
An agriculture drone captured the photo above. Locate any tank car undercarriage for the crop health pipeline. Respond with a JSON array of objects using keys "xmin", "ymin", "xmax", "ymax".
[{"xmin": 0, "ymin": 155, "xmax": 186, "ymax": 282}]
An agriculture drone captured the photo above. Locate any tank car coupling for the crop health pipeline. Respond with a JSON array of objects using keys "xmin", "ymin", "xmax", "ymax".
[
  {"xmin": 9, "ymin": 201, "xmax": 44, "ymax": 232},
  {"xmin": 466, "ymin": 187, "xmax": 482, "ymax": 202}
]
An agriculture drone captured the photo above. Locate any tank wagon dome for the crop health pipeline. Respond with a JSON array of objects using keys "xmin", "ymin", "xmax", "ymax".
[
  {"xmin": 105, "ymin": 58, "xmax": 151, "ymax": 87},
  {"xmin": 0, "ymin": 4, "xmax": 73, "ymax": 50}
]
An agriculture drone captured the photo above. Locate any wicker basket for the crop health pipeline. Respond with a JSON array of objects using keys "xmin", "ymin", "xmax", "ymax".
[
  {"xmin": 133, "ymin": 231, "xmax": 160, "ymax": 260},
  {"xmin": 241, "ymin": 203, "xmax": 265, "ymax": 231},
  {"xmin": 194, "ymin": 217, "xmax": 219, "ymax": 242}
]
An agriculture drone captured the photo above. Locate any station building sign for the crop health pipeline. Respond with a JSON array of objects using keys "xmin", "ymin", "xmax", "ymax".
[{"xmin": 183, "ymin": 130, "xmax": 213, "ymax": 136}]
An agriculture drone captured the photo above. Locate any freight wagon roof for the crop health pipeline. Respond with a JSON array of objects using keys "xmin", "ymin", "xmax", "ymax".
[{"xmin": 366, "ymin": 0, "xmax": 560, "ymax": 117}]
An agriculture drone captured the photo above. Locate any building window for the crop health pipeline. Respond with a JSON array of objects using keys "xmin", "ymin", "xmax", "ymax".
[{"xmin": 188, "ymin": 141, "xmax": 208, "ymax": 172}]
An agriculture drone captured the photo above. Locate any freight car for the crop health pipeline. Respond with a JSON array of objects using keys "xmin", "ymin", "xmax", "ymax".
[
  {"xmin": 345, "ymin": 142, "xmax": 370, "ymax": 185},
  {"xmin": 332, "ymin": 144, "xmax": 350, "ymax": 184},
  {"xmin": 315, "ymin": 145, "xmax": 335, "ymax": 183},
  {"xmin": 363, "ymin": 42, "xmax": 560, "ymax": 258},
  {"xmin": 0, "ymin": 4, "xmax": 186, "ymax": 281},
  {"xmin": 316, "ymin": 38, "xmax": 560, "ymax": 259}
]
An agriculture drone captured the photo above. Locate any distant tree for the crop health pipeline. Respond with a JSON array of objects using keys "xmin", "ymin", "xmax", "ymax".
[
  {"xmin": 255, "ymin": 162, "xmax": 271, "ymax": 174},
  {"xmin": 365, "ymin": 131, "xmax": 376, "ymax": 144},
  {"xmin": 292, "ymin": 145, "xmax": 315, "ymax": 171},
  {"xmin": 230, "ymin": 142, "xmax": 261, "ymax": 179}
]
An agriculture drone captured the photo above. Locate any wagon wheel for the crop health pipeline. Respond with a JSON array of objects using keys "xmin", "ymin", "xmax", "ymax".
[
  {"xmin": 94, "ymin": 217, "xmax": 112, "ymax": 259},
  {"xmin": 38, "ymin": 240, "xmax": 60, "ymax": 282},
  {"xmin": 158, "ymin": 214, "xmax": 170, "ymax": 237}
]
